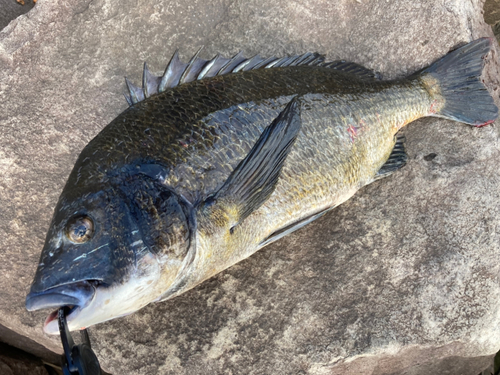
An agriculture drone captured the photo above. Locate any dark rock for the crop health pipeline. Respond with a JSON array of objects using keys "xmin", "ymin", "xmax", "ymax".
[
  {"xmin": 494, "ymin": 22, "xmax": 500, "ymax": 42},
  {"xmin": 0, "ymin": 323, "xmax": 60, "ymax": 366},
  {"xmin": 0, "ymin": 342, "xmax": 51, "ymax": 375},
  {"xmin": 484, "ymin": 0, "xmax": 500, "ymax": 25},
  {"xmin": 0, "ymin": 0, "xmax": 35, "ymax": 31}
]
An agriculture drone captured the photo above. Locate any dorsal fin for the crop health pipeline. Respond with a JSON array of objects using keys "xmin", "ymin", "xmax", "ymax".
[
  {"xmin": 124, "ymin": 50, "xmax": 325, "ymax": 106},
  {"xmin": 323, "ymin": 60, "xmax": 381, "ymax": 80},
  {"xmin": 123, "ymin": 50, "xmax": 379, "ymax": 106}
]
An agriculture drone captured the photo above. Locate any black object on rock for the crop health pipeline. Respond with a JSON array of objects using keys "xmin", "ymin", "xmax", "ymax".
[{"xmin": 58, "ymin": 307, "xmax": 102, "ymax": 375}]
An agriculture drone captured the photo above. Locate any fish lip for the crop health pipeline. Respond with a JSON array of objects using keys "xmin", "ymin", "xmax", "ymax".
[
  {"xmin": 25, "ymin": 280, "xmax": 96, "ymax": 312},
  {"xmin": 43, "ymin": 305, "xmax": 84, "ymax": 335}
]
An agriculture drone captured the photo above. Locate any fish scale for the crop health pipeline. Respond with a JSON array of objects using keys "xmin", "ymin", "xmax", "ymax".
[
  {"xmin": 70, "ymin": 68, "xmax": 423, "ymax": 202},
  {"xmin": 189, "ymin": 83, "xmax": 433, "ymax": 287},
  {"xmin": 26, "ymin": 39, "xmax": 498, "ymax": 334}
]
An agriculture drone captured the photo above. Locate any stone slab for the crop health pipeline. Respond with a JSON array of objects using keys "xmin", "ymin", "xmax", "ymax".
[{"xmin": 0, "ymin": 0, "xmax": 499, "ymax": 374}]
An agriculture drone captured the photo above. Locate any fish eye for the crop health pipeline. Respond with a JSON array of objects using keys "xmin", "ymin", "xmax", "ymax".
[{"xmin": 65, "ymin": 215, "xmax": 94, "ymax": 243}]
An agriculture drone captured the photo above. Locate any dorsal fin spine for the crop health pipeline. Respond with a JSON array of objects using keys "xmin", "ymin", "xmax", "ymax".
[
  {"xmin": 124, "ymin": 93, "xmax": 133, "ymax": 106},
  {"xmin": 179, "ymin": 47, "xmax": 204, "ymax": 85},
  {"xmin": 142, "ymin": 62, "xmax": 151, "ymax": 98},
  {"xmin": 159, "ymin": 50, "xmax": 183, "ymax": 92},
  {"xmin": 252, "ymin": 56, "xmax": 279, "ymax": 70},
  {"xmin": 283, "ymin": 54, "xmax": 302, "ymax": 67},
  {"xmin": 242, "ymin": 55, "xmax": 266, "ymax": 71},
  {"xmin": 125, "ymin": 77, "xmax": 144, "ymax": 104},
  {"xmin": 125, "ymin": 50, "xmax": 377, "ymax": 107},
  {"xmin": 265, "ymin": 57, "xmax": 284, "ymax": 69},
  {"xmin": 143, "ymin": 62, "xmax": 161, "ymax": 98},
  {"xmin": 197, "ymin": 54, "xmax": 220, "ymax": 80},
  {"xmin": 217, "ymin": 51, "xmax": 246, "ymax": 75},
  {"xmin": 233, "ymin": 54, "xmax": 258, "ymax": 73}
]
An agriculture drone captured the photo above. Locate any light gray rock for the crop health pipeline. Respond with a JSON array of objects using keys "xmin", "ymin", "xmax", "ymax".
[{"xmin": 0, "ymin": 0, "xmax": 499, "ymax": 374}]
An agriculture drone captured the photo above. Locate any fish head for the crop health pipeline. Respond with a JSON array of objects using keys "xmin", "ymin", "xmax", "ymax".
[{"xmin": 26, "ymin": 176, "xmax": 193, "ymax": 334}]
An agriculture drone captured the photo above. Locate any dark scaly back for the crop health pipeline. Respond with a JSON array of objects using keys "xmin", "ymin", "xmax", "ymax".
[{"xmin": 66, "ymin": 64, "xmax": 390, "ymax": 204}]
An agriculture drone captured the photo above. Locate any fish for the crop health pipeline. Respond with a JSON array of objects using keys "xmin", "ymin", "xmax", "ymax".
[{"xmin": 25, "ymin": 39, "xmax": 498, "ymax": 334}]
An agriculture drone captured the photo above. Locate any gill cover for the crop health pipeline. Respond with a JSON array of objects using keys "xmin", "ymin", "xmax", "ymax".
[{"xmin": 122, "ymin": 174, "xmax": 193, "ymax": 262}]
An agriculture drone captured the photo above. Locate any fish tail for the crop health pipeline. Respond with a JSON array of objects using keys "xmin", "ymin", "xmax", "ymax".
[{"xmin": 420, "ymin": 38, "xmax": 498, "ymax": 127}]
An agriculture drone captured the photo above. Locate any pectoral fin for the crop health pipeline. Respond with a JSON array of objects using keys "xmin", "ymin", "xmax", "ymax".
[{"xmin": 201, "ymin": 97, "xmax": 302, "ymax": 231}]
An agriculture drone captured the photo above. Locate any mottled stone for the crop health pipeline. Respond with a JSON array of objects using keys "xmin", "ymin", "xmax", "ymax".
[
  {"xmin": 0, "ymin": 0, "xmax": 500, "ymax": 374},
  {"xmin": 484, "ymin": 0, "xmax": 500, "ymax": 25},
  {"xmin": 494, "ymin": 22, "xmax": 500, "ymax": 42}
]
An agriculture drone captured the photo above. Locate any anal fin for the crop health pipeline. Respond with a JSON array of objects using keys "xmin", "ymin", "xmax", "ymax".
[
  {"xmin": 374, "ymin": 135, "xmax": 407, "ymax": 180},
  {"xmin": 259, "ymin": 206, "xmax": 333, "ymax": 248}
]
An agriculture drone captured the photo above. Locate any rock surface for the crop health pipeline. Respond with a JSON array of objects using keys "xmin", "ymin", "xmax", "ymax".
[
  {"xmin": 0, "ymin": 0, "xmax": 35, "ymax": 31},
  {"xmin": 0, "ymin": 342, "xmax": 50, "ymax": 375},
  {"xmin": 1, "ymin": 0, "xmax": 500, "ymax": 374},
  {"xmin": 484, "ymin": 0, "xmax": 500, "ymax": 25},
  {"xmin": 0, "ymin": 323, "xmax": 60, "ymax": 367}
]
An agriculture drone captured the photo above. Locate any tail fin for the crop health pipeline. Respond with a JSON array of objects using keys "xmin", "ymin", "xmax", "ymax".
[{"xmin": 422, "ymin": 38, "xmax": 498, "ymax": 127}]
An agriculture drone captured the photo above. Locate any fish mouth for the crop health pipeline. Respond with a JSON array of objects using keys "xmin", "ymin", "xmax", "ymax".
[{"xmin": 25, "ymin": 280, "xmax": 97, "ymax": 333}]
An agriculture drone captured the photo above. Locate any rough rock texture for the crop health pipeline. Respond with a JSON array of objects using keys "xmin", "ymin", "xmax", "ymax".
[{"xmin": 1, "ymin": 0, "xmax": 500, "ymax": 374}]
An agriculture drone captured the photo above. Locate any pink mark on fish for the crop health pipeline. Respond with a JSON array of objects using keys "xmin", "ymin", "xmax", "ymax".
[
  {"xmin": 347, "ymin": 124, "xmax": 358, "ymax": 142},
  {"xmin": 347, "ymin": 119, "xmax": 365, "ymax": 142},
  {"xmin": 429, "ymin": 99, "xmax": 439, "ymax": 115}
]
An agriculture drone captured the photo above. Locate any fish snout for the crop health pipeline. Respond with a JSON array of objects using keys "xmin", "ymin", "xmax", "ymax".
[{"xmin": 25, "ymin": 280, "xmax": 96, "ymax": 312}]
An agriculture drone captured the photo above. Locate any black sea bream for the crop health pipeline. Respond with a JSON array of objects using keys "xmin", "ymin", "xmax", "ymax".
[{"xmin": 26, "ymin": 39, "xmax": 498, "ymax": 334}]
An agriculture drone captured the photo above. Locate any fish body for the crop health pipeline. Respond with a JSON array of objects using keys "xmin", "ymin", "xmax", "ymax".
[{"xmin": 26, "ymin": 39, "xmax": 498, "ymax": 334}]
